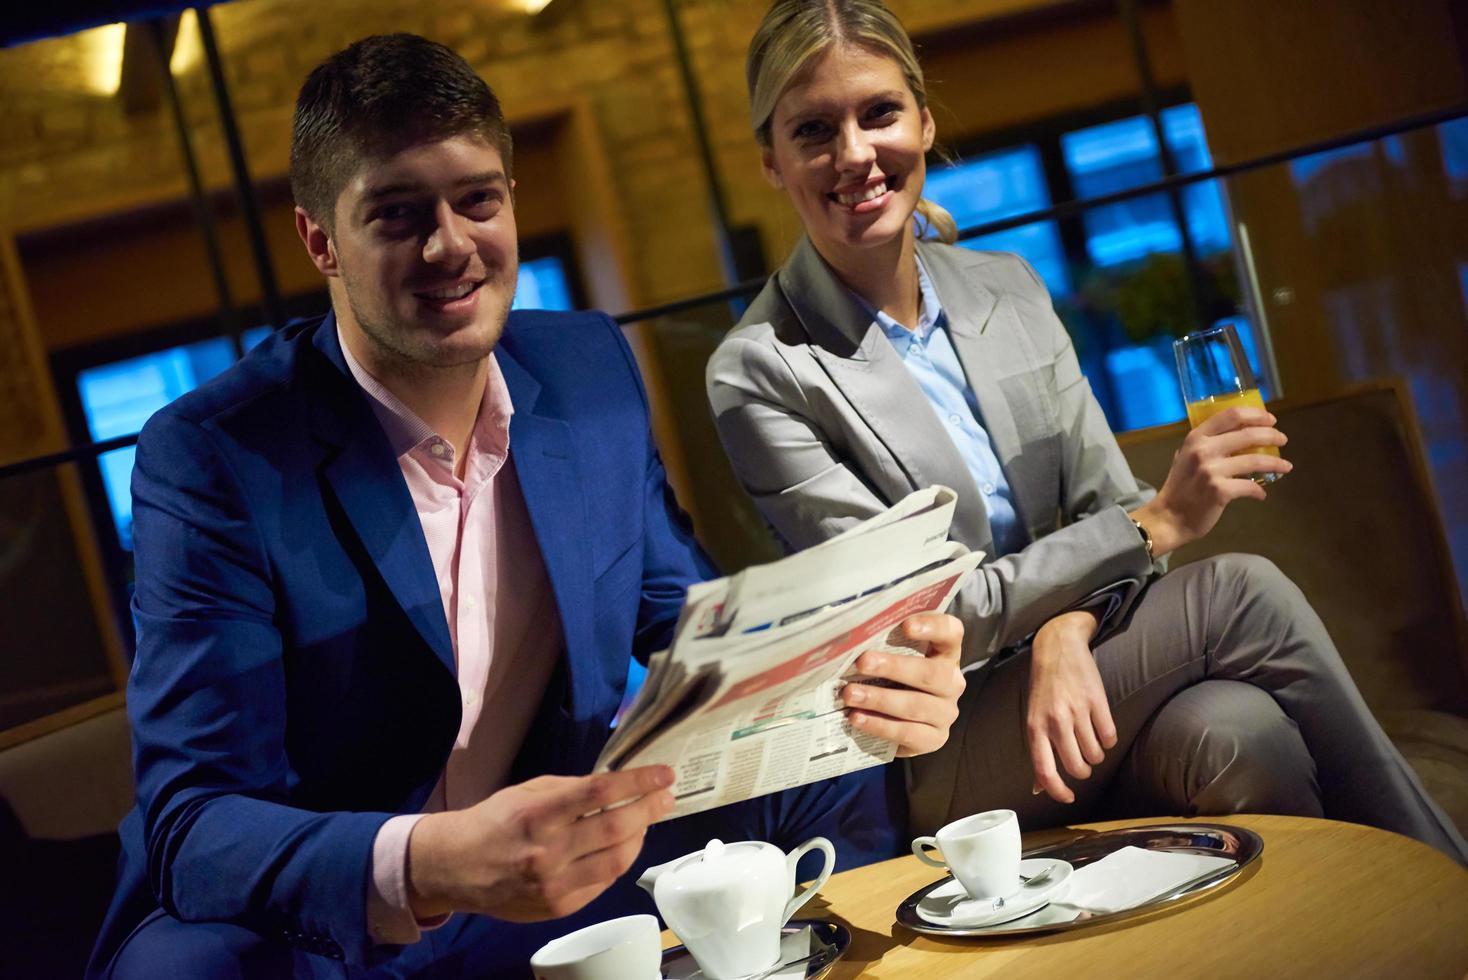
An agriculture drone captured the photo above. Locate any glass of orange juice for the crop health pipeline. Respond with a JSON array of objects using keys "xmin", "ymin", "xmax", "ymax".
[{"xmin": 1173, "ymin": 322, "xmax": 1281, "ymax": 484}]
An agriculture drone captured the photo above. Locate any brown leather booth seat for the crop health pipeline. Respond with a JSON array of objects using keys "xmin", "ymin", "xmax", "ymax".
[
  {"xmin": 1118, "ymin": 381, "xmax": 1468, "ymax": 834},
  {"xmin": 0, "ymin": 702, "xmax": 131, "ymax": 975}
]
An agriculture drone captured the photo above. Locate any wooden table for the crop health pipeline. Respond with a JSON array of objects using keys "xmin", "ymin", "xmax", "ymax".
[{"xmin": 662, "ymin": 815, "xmax": 1468, "ymax": 978}]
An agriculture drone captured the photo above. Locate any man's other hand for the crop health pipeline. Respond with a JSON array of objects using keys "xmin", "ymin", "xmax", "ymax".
[
  {"xmin": 841, "ymin": 612, "xmax": 965, "ymax": 758},
  {"xmin": 405, "ymin": 765, "xmax": 676, "ymax": 921}
]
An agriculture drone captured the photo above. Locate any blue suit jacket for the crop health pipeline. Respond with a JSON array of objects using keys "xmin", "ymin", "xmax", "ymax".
[{"xmin": 90, "ymin": 310, "xmax": 716, "ymax": 971}]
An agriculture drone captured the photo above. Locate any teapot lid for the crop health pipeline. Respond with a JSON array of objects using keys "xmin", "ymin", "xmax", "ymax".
[{"xmin": 662, "ymin": 838, "xmax": 778, "ymax": 891}]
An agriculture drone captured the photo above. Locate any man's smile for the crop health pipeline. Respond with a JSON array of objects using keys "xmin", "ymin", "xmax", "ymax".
[{"xmin": 413, "ymin": 278, "xmax": 485, "ymax": 313}]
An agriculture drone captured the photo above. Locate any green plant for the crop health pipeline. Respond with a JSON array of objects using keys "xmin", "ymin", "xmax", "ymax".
[{"xmin": 1078, "ymin": 251, "xmax": 1242, "ymax": 345}]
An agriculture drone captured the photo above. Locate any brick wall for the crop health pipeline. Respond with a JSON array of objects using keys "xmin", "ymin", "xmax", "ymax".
[{"xmin": 0, "ymin": 0, "xmax": 1078, "ymax": 317}]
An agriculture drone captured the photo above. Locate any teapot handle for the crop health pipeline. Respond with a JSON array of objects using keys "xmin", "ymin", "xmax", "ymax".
[{"xmin": 782, "ymin": 837, "xmax": 836, "ymax": 926}]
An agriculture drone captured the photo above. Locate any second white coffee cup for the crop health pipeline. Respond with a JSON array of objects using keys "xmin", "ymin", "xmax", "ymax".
[{"xmin": 911, "ymin": 808, "xmax": 1021, "ymax": 900}]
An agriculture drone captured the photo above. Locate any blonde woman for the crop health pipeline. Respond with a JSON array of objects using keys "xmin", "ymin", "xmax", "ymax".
[{"xmin": 707, "ymin": 0, "xmax": 1465, "ymax": 859}]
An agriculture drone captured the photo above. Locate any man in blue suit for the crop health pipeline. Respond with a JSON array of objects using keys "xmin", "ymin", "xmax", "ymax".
[{"xmin": 88, "ymin": 34, "xmax": 967, "ymax": 978}]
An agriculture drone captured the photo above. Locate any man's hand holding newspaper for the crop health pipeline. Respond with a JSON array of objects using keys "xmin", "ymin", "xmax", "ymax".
[{"xmin": 596, "ymin": 486, "xmax": 982, "ymax": 820}]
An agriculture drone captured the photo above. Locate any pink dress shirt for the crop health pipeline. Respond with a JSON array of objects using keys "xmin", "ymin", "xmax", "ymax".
[{"xmin": 339, "ymin": 329, "xmax": 562, "ymax": 944}]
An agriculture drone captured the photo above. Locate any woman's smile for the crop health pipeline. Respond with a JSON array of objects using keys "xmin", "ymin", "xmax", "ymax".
[{"xmin": 829, "ymin": 174, "xmax": 903, "ymax": 213}]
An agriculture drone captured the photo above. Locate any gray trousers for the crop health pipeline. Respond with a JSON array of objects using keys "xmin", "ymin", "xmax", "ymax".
[{"xmin": 907, "ymin": 553, "xmax": 1468, "ymax": 863}]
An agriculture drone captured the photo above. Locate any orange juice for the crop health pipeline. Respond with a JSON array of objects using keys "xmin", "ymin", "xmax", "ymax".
[{"xmin": 1185, "ymin": 388, "xmax": 1280, "ymax": 459}]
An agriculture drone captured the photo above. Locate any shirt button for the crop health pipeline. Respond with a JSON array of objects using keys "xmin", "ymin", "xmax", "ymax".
[
  {"xmin": 463, "ymin": 594, "xmax": 477, "ymax": 609},
  {"xmin": 430, "ymin": 443, "xmax": 446, "ymax": 457},
  {"xmin": 464, "ymin": 689, "xmax": 478, "ymax": 706},
  {"xmin": 982, "ymin": 483, "xmax": 996, "ymax": 495},
  {"xmin": 948, "ymin": 413, "xmax": 962, "ymax": 426}
]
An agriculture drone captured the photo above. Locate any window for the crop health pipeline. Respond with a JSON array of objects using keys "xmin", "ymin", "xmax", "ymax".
[
  {"xmin": 1061, "ymin": 103, "xmax": 1232, "ymax": 267},
  {"xmin": 936, "ymin": 100, "xmax": 1259, "ymax": 432},
  {"xmin": 70, "ymin": 254, "xmax": 582, "ymax": 551},
  {"xmin": 513, "ymin": 254, "xmax": 576, "ymax": 311},
  {"xmin": 1443, "ymin": 117, "xmax": 1468, "ymax": 182},
  {"xmin": 926, "ymin": 145, "xmax": 1071, "ymax": 296},
  {"xmin": 76, "ymin": 337, "xmax": 238, "ymax": 549},
  {"xmin": 1159, "ymin": 104, "xmax": 1231, "ymax": 255},
  {"xmin": 1063, "ymin": 114, "xmax": 1181, "ymax": 266}
]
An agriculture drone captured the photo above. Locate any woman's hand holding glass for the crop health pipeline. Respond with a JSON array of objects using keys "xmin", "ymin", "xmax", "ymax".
[
  {"xmin": 840, "ymin": 613, "xmax": 966, "ymax": 758},
  {"xmin": 1130, "ymin": 406, "xmax": 1292, "ymax": 558},
  {"xmin": 1025, "ymin": 609, "xmax": 1114, "ymax": 803}
]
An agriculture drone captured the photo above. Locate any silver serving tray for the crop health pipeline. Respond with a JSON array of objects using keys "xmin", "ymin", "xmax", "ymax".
[{"xmin": 895, "ymin": 822, "xmax": 1263, "ymax": 938}]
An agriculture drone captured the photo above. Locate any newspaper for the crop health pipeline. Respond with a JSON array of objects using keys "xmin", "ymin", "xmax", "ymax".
[{"xmin": 595, "ymin": 486, "xmax": 982, "ymax": 821}]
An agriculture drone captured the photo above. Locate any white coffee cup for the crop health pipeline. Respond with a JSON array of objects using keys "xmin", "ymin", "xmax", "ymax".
[
  {"xmin": 911, "ymin": 808, "xmax": 1021, "ymax": 900},
  {"xmin": 529, "ymin": 914, "xmax": 663, "ymax": 980}
]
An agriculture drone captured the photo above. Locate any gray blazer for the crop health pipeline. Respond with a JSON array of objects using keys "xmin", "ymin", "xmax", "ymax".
[{"xmin": 706, "ymin": 236, "xmax": 1163, "ymax": 667}]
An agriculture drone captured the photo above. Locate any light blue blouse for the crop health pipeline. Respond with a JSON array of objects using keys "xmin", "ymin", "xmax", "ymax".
[{"xmin": 859, "ymin": 258, "xmax": 1026, "ymax": 557}]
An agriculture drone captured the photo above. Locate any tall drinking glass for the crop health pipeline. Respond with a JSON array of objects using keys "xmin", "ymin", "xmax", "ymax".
[{"xmin": 1173, "ymin": 322, "xmax": 1281, "ymax": 485}]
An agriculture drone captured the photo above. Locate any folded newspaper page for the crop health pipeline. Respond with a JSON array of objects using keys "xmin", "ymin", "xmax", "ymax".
[{"xmin": 596, "ymin": 486, "xmax": 982, "ymax": 820}]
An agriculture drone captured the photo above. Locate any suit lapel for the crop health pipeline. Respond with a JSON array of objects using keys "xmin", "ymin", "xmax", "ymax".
[
  {"xmin": 307, "ymin": 318, "xmax": 455, "ymax": 676},
  {"xmin": 777, "ymin": 237, "xmax": 994, "ymax": 554},
  {"xmin": 920, "ymin": 242, "xmax": 1040, "ymax": 532},
  {"xmin": 496, "ymin": 346, "xmax": 594, "ymax": 721}
]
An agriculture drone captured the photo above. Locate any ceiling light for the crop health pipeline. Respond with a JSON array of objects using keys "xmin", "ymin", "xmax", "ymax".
[
  {"xmin": 170, "ymin": 9, "xmax": 201, "ymax": 74},
  {"xmin": 83, "ymin": 22, "xmax": 127, "ymax": 96}
]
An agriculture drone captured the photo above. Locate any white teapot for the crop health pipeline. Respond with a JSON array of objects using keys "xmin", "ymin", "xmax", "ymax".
[{"xmin": 637, "ymin": 837, "xmax": 835, "ymax": 980}]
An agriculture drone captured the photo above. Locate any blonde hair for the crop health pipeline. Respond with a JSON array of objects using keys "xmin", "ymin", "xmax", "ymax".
[{"xmin": 747, "ymin": 0, "xmax": 958, "ymax": 244}]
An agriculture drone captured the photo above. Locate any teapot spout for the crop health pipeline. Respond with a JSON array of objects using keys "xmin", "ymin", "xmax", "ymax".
[
  {"xmin": 636, "ymin": 856, "xmax": 680, "ymax": 897},
  {"xmin": 637, "ymin": 838, "xmax": 725, "ymax": 898}
]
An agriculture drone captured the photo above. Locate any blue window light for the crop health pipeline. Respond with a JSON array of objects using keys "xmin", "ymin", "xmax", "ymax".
[
  {"xmin": 1104, "ymin": 315, "xmax": 1270, "ymax": 434},
  {"xmin": 1062, "ymin": 104, "xmax": 1232, "ymax": 267},
  {"xmin": 1159, "ymin": 104, "xmax": 1213, "ymax": 175},
  {"xmin": 1104, "ymin": 339, "xmax": 1185, "ymax": 431},
  {"xmin": 77, "ymin": 337, "xmax": 237, "ymax": 549},
  {"xmin": 1289, "ymin": 133, "xmax": 1405, "ymax": 186},
  {"xmin": 1161, "ymin": 105, "xmax": 1232, "ymax": 254},
  {"xmin": 512, "ymin": 255, "xmax": 576, "ymax": 311},
  {"xmin": 1062, "ymin": 115, "xmax": 1174, "ymax": 267},
  {"xmin": 242, "ymin": 325, "xmax": 272, "ymax": 350},
  {"xmin": 1440, "ymin": 117, "xmax": 1468, "ymax": 181},
  {"xmin": 929, "ymin": 103, "xmax": 1241, "ymax": 434},
  {"xmin": 925, "ymin": 145, "xmax": 1072, "ymax": 295},
  {"xmin": 1288, "ymin": 142, "xmax": 1376, "ymax": 186}
]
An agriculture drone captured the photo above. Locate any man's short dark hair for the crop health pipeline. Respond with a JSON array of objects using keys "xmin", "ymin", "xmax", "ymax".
[{"xmin": 290, "ymin": 33, "xmax": 514, "ymax": 229}]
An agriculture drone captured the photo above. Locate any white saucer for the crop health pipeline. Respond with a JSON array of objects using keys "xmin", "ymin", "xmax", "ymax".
[{"xmin": 915, "ymin": 858, "xmax": 1073, "ymax": 928}]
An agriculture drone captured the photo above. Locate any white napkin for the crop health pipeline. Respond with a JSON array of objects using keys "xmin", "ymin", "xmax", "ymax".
[
  {"xmin": 1054, "ymin": 845, "xmax": 1235, "ymax": 914},
  {"xmin": 767, "ymin": 926, "xmax": 816, "ymax": 979}
]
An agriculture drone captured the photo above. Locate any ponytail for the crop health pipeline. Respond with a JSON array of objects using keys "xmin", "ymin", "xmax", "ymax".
[{"xmin": 915, "ymin": 198, "xmax": 958, "ymax": 245}]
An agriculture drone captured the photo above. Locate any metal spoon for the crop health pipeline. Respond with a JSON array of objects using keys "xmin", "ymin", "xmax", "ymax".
[
  {"xmin": 1019, "ymin": 863, "xmax": 1057, "ymax": 887},
  {"xmin": 970, "ymin": 864, "xmax": 1058, "ymax": 916}
]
